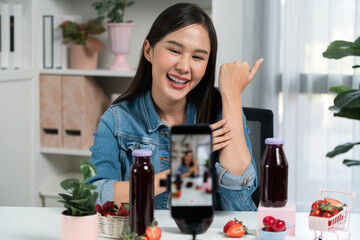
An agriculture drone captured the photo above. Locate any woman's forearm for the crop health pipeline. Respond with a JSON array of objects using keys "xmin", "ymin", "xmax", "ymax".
[
  {"xmin": 219, "ymin": 95, "xmax": 251, "ymax": 176},
  {"xmin": 113, "ymin": 169, "xmax": 170, "ymax": 205}
]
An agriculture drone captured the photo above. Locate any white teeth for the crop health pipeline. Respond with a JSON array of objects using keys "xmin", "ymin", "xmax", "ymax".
[{"xmin": 168, "ymin": 75, "xmax": 188, "ymax": 85}]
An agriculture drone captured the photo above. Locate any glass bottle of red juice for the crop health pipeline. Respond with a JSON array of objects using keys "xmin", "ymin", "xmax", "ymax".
[
  {"xmin": 130, "ymin": 149, "xmax": 154, "ymax": 235},
  {"xmin": 260, "ymin": 138, "xmax": 288, "ymax": 207}
]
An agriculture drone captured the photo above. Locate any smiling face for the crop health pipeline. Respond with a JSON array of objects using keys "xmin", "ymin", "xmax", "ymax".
[
  {"xmin": 184, "ymin": 151, "xmax": 193, "ymax": 166},
  {"xmin": 144, "ymin": 24, "xmax": 211, "ymax": 103}
]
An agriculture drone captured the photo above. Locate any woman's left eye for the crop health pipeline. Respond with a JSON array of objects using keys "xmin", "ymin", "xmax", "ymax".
[
  {"xmin": 169, "ymin": 49, "xmax": 180, "ymax": 54},
  {"xmin": 193, "ymin": 55, "xmax": 204, "ymax": 60}
]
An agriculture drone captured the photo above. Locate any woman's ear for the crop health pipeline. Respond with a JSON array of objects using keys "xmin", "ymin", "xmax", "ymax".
[{"xmin": 144, "ymin": 40, "xmax": 152, "ymax": 62}]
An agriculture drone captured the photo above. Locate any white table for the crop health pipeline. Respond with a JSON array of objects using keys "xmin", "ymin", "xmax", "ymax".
[{"xmin": 0, "ymin": 207, "xmax": 359, "ymax": 240}]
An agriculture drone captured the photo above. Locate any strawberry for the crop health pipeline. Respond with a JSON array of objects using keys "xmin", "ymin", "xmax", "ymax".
[
  {"xmin": 102, "ymin": 201, "xmax": 118, "ymax": 212},
  {"xmin": 104, "ymin": 211, "xmax": 116, "ymax": 217},
  {"xmin": 95, "ymin": 203, "xmax": 102, "ymax": 214},
  {"xmin": 324, "ymin": 198, "xmax": 343, "ymax": 208},
  {"xmin": 145, "ymin": 220, "xmax": 162, "ymax": 240},
  {"xmin": 117, "ymin": 209, "xmax": 130, "ymax": 216},
  {"xmin": 225, "ymin": 222, "xmax": 247, "ymax": 238},
  {"xmin": 120, "ymin": 203, "xmax": 130, "ymax": 211},
  {"xmin": 223, "ymin": 218, "xmax": 239, "ymax": 233},
  {"xmin": 136, "ymin": 236, "xmax": 149, "ymax": 240}
]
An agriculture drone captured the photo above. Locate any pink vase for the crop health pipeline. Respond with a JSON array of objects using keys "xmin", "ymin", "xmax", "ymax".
[
  {"xmin": 69, "ymin": 44, "xmax": 98, "ymax": 70},
  {"xmin": 61, "ymin": 212, "xmax": 98, "ymax": 240},
  {"xmin": 107, "ymin": 22, "xmax": 135, "ymax": 71}
]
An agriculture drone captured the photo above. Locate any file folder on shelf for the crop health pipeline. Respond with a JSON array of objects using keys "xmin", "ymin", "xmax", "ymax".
[
  {"xmin": 62, "ymin": 76, "xmax": 110, "ymax": 150},
  {"xmin": 40, "ymin": 75, "xmax": 63, "ymax": 148}
]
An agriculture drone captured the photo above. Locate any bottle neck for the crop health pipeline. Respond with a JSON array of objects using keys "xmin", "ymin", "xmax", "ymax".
[{"xmin": 134, "ymin": 156, "xmax": 151, "ymax": 163}]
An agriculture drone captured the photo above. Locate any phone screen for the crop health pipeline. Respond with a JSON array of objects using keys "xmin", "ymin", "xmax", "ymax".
[{"xmin": 171, "ymin": 131, "xmax": 212, "ymax": 207}]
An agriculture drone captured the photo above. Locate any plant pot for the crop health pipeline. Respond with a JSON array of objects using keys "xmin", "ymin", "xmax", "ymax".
[
  {"xmin": 69, "ymin": 44, "xmax": 98, "ymax": 70},
  {"xmin": 61, "ymin": 211, "xmax": 98, "ymax": 240},
  {"xmin": 107, "ymin": 22, "xmax": 135, "ymax": 71}
]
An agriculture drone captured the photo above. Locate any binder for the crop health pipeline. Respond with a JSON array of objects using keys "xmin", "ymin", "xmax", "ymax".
[
  {"xmin": 62, "ymin": 76, "xmax": 110, "ymax": 149},
  {"xmin": 13, "ymin": 3, "xmax": 22, "ymax": 69},
  {"xmin": 53, "ymin": 15, "xmax": 62, "ymax": 69},
  {"xmin": 1, "ymin": 3, "xmax": 10, "ymax": 69},
  {"xmin": 43, "ymin": 15, "xmax": 53, "ymax": 69},
  {"xmin": 40, "ymin": 75, "xmax": 63, "ymax": 148}
]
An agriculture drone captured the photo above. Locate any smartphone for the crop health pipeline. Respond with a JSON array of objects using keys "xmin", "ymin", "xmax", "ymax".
[{"xmin": 170, "ymin": 125, "xmax": 215, "ymax": 235}]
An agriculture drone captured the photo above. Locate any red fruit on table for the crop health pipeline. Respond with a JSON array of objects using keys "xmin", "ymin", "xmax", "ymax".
[
  {"xmin": 225, "ymin": 222, "xmax": 247, "ymax": 238},
  {"xmin": 324, "ymin": 198, "xmax": 343, "ymax": 208},
  {"xmin": 311, "ymin": 200, "xmax": 326, "ymax": 209},
  {"xmin": 271, "ymin": 219, "xmax": 286, "ymax": 232},
  {"xmin": 95, "ymin": 204, "xmax": 102, "ymax": 214},
  {"xmin": 136, "ymin": 236, "xmax": 149, "ymax": 240},
  {"xmin": 145, "ymin": 220, "xmax": 161, "ymax": 240},
  {"xmin": 103, "ymin": 211, "xmax": 116, "ymax": 217},
  {"xmin": 330, "ymin": 209, "xmax": 339, "ymax": 216},
  {"xmin": 117, "ymin": 209, "xmax": 130, "ymax": 216},
  {"xmin": 321, "ymin": 212, "xmax": 332, "ymax": 218},
  {"xmin": 102, "ymin": 201, "xmax": 117, "ymax": 211},
  {"xmin": 223, "ymin": 219, "xmax": 239, "ymax": 233},
  {"xmin": 263, "ymin": 216, "xmax": 275, "ymax": 227},
  {"xmin": 120, "ymin": 203, "xmax": 130, "ymax": 211},
  {"xmin": 310, "ymin": 209, "xmax": 321, "ymax": 217},
  {"xmin": 264, "ymin": 227, "xmax": 273, "ymax": 232}
]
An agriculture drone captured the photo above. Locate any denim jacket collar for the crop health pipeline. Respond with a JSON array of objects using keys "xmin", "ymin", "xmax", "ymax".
[{"xmin": 140, "ymin": 90, "xmax": 197, "ymax": 133}]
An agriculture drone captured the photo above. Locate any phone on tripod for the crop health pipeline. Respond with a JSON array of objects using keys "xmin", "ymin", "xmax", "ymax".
[{"xmin": 170, "ymin": 125, "xmax": 215, "ymax": 236}]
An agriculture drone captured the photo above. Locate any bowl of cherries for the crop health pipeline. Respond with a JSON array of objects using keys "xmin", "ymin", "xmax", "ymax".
[{"xmin": 259, "ymin": 216, "xmax": 289, "ymax": 240}]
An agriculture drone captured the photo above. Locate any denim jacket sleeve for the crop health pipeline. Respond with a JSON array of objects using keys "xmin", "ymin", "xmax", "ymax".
[
  {"xmin": 86, "ymin": 107, "xmax": 120, "ymax": 205},
  {"xmin": 214, "ymin": 110, "xmax": 258, "ymax": 211}
]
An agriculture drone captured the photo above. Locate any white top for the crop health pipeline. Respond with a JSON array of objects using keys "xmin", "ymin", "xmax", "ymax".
[{"xmin": 0, "ymin": 207, "xmax": 359, "ymax": 240}]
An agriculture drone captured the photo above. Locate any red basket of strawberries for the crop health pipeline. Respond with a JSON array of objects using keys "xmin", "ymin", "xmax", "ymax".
[{"xmin": 96, "ymin": 201, "xmax": 130, "ymax": 239}]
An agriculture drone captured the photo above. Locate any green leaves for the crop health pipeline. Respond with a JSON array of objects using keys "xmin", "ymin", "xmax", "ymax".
[
  {"xmin": 328, "ymin": 86, "xmax": 360, "ymax": 121},
  {"xmin": 80, "ymin": 161, "xmax": 97, "ymax": 183},
  {"xmin": 326, "ymin": 142, "xmax": 360, "ymax": 158},
  {"xmin": 60, "ymin": 19, "xmax": 105, "ymax": 52},
  {"xmin": 343, "ymin": 159, "xmax": 360, "ymax": 167},
  {"xmin": 322, "ymin": 40, "xmax": 360, "ymax": 59},
  {"xmin": 323, "ymin": 37, "xmax": 360, "ymax": 167},
  {"xmin": 59, "ymin": 161, "xmax": 98, "ymax": 216},
  {"xmin": 92, "ymin": 0, "xmax": 135, "ymax": 23}
]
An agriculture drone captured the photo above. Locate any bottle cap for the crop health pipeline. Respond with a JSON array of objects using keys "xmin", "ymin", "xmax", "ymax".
[
  {"xmin": 132, "ymin": 149, "xmax": 152, "ymax": 157},
  {"xmin": 265, "ymin": 138, "xmax": 284, "ymax": 145}
]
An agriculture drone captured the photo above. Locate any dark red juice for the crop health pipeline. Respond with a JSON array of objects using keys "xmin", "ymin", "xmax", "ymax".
[
  {"xmin": 130, "ymin": 149, "xmax": 154, "ymax": 235},
  {"xmin": 260, "ymin": 138, "xmax": 288, "ymax": 207}
]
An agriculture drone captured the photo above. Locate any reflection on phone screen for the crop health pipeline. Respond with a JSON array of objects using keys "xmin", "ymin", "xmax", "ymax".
[{"xmin": 171, "ymin": 134, "xmax": 212, "ymax": 206}]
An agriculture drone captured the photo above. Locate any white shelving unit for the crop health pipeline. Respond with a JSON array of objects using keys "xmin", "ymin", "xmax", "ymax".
[{"xmin": 40, "ymin": 148, "xmax": 91, "ymax": 157}]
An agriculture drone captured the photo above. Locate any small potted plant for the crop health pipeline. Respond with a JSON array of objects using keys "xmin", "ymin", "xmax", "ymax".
[
  {"xmin": 92, "ymin": 0, "xmax": 135, "ymax": 71},
  {"xmin": 60, "ymin": 19, "xmax": 105, "ymax": 70},
  {"xmin": 59, "ymin": 161, "xmax": 99, "ymax": 240}
]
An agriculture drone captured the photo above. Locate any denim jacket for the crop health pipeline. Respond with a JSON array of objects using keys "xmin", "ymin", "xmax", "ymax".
[{"xmin": 88, "ymin": 90, "xmax": 258, "ymax": 211}]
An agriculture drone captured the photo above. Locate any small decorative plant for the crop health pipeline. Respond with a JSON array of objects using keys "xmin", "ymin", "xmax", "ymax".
[
  {"xmin": 323, "ymin": 37, "xmax": 360, "ymax": 167},
  {"xmin": 58, "ymin": 161, "xmax": 99, "ymax": 216},
  {"xmin": 60, "ymin": 19, "xmax": 105, "ymax": 52},
  {"xmin": 92, "ymin": 0, "xmax": 135, "ymax": 24}
]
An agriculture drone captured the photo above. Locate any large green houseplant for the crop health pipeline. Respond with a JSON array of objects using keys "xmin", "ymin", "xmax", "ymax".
[
  {"xmin": 323, "ymin": 37, "xmax": 360, "ymax": 167},
  {"xmin": 60, "ymin": 161, "xmax": 99, "ymax": 240}
]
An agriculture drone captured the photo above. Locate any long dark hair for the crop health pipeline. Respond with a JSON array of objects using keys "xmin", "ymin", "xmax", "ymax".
[{"xmin": 114, "ymin": 3, "xmax": 221, "ymax": 123}]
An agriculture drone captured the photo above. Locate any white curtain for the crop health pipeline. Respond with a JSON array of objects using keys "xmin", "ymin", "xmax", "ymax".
[{"xmin": 214, "ymin": 0, "xmax": 360, "ymax": 212}]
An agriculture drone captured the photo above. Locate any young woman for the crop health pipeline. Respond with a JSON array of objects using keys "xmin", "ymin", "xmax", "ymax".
[
  {"xmin": 88, "ymin": 2, "xmax": 263, "ymax": 211},
  {"xmin": 176, "ymin": 150, "xmax": 199, "ymax": 179}
]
